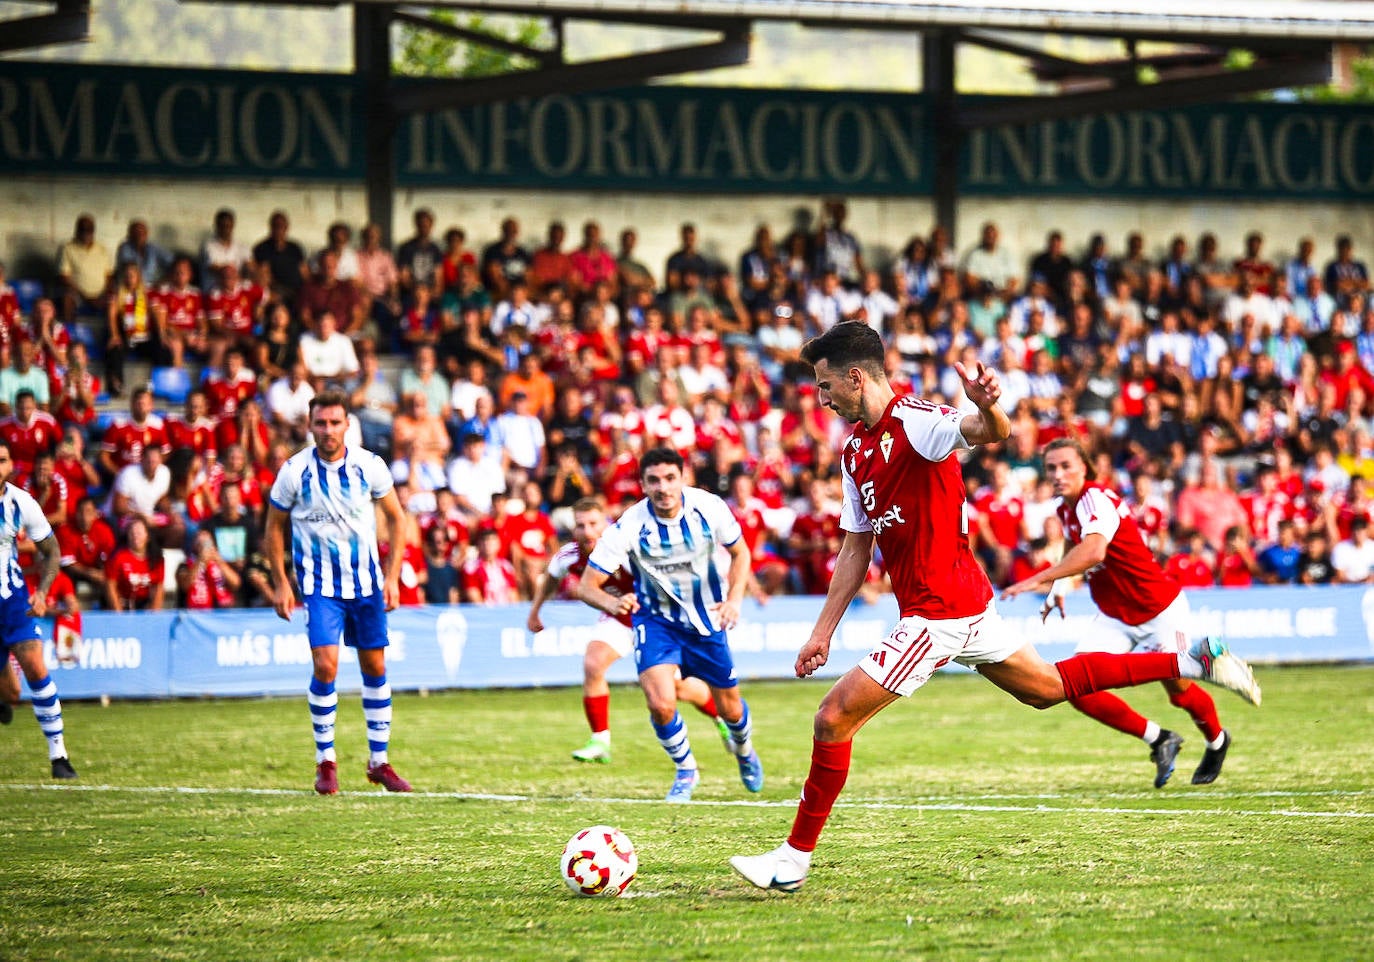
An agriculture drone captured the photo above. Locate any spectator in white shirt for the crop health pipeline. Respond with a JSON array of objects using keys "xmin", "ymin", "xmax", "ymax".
[
  {"xmin": 1332, "ymin": 518, "xmax": 1374, "ymax": 583},
  {"xmin": 446, "ymin": 432, "xmax": 506, "ymax": 522},
  {"xmin": 298, "ymin": 310, "xmax": 360, "ymax": 385},
  {"xmin": 493, "ymin": 391, "xmax": 546, "ymax": 478},
  {"xmin": 804, "ymin": 270, "xmax": 862, "ymax": 333},
  {"xmin": 857, "ymin": 269, "xmax": 899, "ymax": 336},
  {"xmin": 449, "ymin": 357, "xmax": 493, "ymax": 423},
  {"xmin": 266, "ymin": 361, "xmax": 316, "ymax": 442},
  {"xmin": 491, "ymin": 280, "xmax": 550, "ymax": 335},
  {"xmin": 1144, "ymin": 311, "xmax": 1193, "ymax": 370},
  {"xmin": 200, "ymin": 208, "xmax": 253, "ymax": 285}
]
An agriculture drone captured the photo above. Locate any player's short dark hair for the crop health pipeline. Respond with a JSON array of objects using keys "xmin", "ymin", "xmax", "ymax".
[
  {"xmin": 640, "ymin": 447, "xmax": 684, "ymax": 476},
  {"xmin": 800, "ymin": 322, "xmax": 884, "ymax": 378},
  {"xmin": 14, "ymin": 388, "xmax": 34, "ymax": 403},
  {"xmin": 309, "ymin": 389, "xmax": 350, "ymax": 416},
  {"xmin": 1043, "ymin": 437, "xmax": 1096, "ymax": 480}
]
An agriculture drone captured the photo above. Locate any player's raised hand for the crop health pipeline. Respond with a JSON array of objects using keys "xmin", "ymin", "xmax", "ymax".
[
  {"xmin": 953, "ymin": 359, "xmax": 1003, "ymax": 409},
  {"xmin": 795, "ymin": 634, "xmax": 831, "ymax": 678}
]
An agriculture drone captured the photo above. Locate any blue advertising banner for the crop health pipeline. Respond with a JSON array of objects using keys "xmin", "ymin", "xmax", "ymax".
[
  {"xmin": 3, "ymin": 59, "xmax": 1374, "ymax": 198},
  {"xmin": 23, "ymin": 586, "xmax": 1374, "ymax": 701}
]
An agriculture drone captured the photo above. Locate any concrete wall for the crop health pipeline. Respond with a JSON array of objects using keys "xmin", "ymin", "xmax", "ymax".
[{"xmin": 6, "ymin": 174, "xmax": 1374, "ymax": 284}]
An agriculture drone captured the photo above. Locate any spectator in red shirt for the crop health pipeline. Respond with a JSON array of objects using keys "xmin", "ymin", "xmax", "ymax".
[
  {"xmin": 569, "ymin": 220, "xmax": 619, "ymax": 298},
  {"xmin": 99, "ymin": 387, "xmax": 170, "ymax": 478},
  {"xmin": 23, "ymin": 452, "xmax": 70, "ymax": 529},
  {"xmin": 788, "ymin": 477, "xmax": 843, "ymax": 594},
  {"xmin": 176, "ymin": 528, "xmax": 241, "ymax": 609},
  {"xmin": 1215, "ymin": 525, "xmax": 1259, "ymax": 587},
  {"xmin": 206, "ymin": 261, "xmax": 264, "ymax": 368},
  {"xmin": 151, "ymin": 255, "xmax": 208, "ymax": 368},
  {"xmin": 974, "ymin": 460, "xmax": 1027, "ymax": 586},
  {"xmin": 0, "ymin": 389, "xmax": 61, "ymax": 479},
  {"xmin": 297, "ymin": 249, "xmax": 363, "ymax": 335},
  {"xmin": 50, "ymin": 341, "xmax": 100, "ymax": 431},
  {"xmin": 503, "ymin": 480, "xmax": 558, "ymax": 599},
  {"xmin": 53, "ymin": 427, "xmax": 98, "ymax": 511},
  {"xmin": 1164, "ymin": 529, "xmax": 1215, "ymax": 588},
  {"xmin": 57, "ymin": 495, "xmax": 116, "ymax": 601},
  {"xmin": 462, "ymin": 527, "xmax": 519, "ymax": 605},
  {"xmin": 526, "ymin": 220, "xmax": 574, "ymax": 299},
  {"xmin": 167, "ymin": 389, "xmax": 220, "ymax": 463},
  {"xmin": 104, "ymin": 517, "xmax": 165, "ymax": 612}
]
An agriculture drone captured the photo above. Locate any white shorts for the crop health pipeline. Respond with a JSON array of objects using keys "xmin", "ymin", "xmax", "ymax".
[
  {"xmin": 1073, "ymin": 593, "xmax": 1193, "ymax": 656},
  {"xmin": 859, "ymin": 601, "xmax": 1022, "ymax": 697},
  {"xmin": 590, "ymin": 616, "xmax": 635, "ymax": 659}
]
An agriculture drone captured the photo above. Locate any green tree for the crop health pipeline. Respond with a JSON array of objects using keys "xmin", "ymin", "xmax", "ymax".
[{"xmin": 394, "ymin": 9, "xmax": 548, "ymax": 78}]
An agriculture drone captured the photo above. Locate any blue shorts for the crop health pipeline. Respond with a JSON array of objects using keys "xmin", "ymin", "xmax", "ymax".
[
  {"xmin": 0, "ymin": 594, "xmax": 43, "ymax": 650},
  {"xmin": 632, "ymin": 616, "xmax": 737, "ymax": 690},
  {"xmin": 304, "ymin": 593, "xmax": 389, "ymax": 650}
]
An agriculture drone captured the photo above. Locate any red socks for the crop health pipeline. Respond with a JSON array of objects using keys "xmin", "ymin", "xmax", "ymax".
[
  {"xmin": 696, "ymin": 694, "xmax": 720, "ymax": 718},
  {"xmin": 1055, "ymin": 652, "xmax": 1179, "ymax": 700},
  {"xmin": 583, "ymin": 694, "xmax": 609, "ymax": 733},
  {"xmin": 1169, "ymin": 683, "xmax": 1224, "ymax": 742},
  {"xmin": 1068, "ymin": 691, "xmax": 1149, "ymax": 738},
  {"xmin": 787, "ymin": 739, "xmax": 853, "ymax": 853}
]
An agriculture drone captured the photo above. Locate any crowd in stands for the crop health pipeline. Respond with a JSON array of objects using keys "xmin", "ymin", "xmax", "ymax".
[{"xmin": 3, "ymin": 196, "xmax": 1374, "ymax": 615}]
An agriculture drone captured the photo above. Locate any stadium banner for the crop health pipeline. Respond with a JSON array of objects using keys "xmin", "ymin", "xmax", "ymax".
[
  {"xmin": 2, "ymin": 59, "xmax": 1374, "ymax": 198},
  {"xmin": 23, "ymin": 586, "xmax": 1374, "ymax": 700}
]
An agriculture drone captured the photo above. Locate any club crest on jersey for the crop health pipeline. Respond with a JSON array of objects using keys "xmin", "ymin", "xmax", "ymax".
[{"xmin": 879, "ymin": 432, "xmax": 894, "ymax": 462}]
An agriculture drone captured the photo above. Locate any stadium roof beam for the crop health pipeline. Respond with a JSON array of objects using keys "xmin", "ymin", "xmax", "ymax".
[
  {"xmin": 0, "ymin": 0, "xmax": 91, "ymax": 54},
  {"xmin": 392, "ymin": 6, "xmax": 563, "ymax": 67},
  {"xmin": 391, "ymin": 29, "xmax": 751, "ymax": 114},
  {"xmin": 958, "ymin": 52, "xmax": 1334, "ymax": 130}
]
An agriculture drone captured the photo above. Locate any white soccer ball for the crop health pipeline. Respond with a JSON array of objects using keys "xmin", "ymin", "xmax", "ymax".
[{"xmin": 560, "ymin": 825, "xmax": 637, "ymax": 897}]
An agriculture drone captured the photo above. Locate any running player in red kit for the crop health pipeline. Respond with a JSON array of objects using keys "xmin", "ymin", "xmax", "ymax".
[
  {"xmin": 730, "ymin": 323, "xmax": 1260, "ymax": 892},
  {"xmin": 1001, "ymin": 438, "xmax": 1234, "ymax": 788},
  {"xmin": 526, "ymin": 496, "xmax": 728, "ymax": 763}
]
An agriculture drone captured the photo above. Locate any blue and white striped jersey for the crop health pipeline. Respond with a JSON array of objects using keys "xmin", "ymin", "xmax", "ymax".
[
  {"xmin": 588, "ymin": 487, "xmax": 742, "ymax": 637},
  {"xmin": 0, "ymin": 483, "xmax": 52, "ymax": 603},
  {"xmin": 269, "ymin": 446, "xmax": 393, "ymax": 599}
]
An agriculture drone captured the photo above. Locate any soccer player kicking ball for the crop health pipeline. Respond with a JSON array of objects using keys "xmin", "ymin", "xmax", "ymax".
[
  {"xmin": 526, "ymin": 496, "xmax": 732, "ymax": 764},
  {"xmin": 0, "ymin": 438, "xmax": 74, "ymax": 779},
  {"xmin": 1001, "ymin": 438, "xmax": 1235, "ymax": 788},
  {"xmin": 265, "ymin": 390, "xmax": 413, "ymax": 796},
  {"xmin": 730, "ymin": 324, "xmax": 1260, "ymax": 892},
  {"xmin": 578, "ymin": 448, "xmax": 763, "ymax": 803}
]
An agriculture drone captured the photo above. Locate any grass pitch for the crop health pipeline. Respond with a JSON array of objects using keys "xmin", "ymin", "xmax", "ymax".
[{"xmin": 1, "ymin": 664, "xmax": 1370, "ymax": 962}]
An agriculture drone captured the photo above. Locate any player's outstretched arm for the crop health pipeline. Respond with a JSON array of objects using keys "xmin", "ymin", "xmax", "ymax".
[
  {"xmin": 797, "ymin": 530, "xmax": 875, "ymax": 678},
  {"xmin": 1002, "ymin": 533, "xmax": 1108, "ymax": 605}
]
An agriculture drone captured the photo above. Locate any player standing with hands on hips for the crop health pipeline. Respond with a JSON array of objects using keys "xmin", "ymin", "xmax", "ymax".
[
  {"xmin": 265, "ymin": 390, "xmax": 413, "ymax": 795},
  {"xmin": 730, "ymin": 323, "xmax": 1260, "ymax": 892},
  {"xmin": 1001, "ymin": 438, "xmax": 1235, "ymax": 788},
  {"xmin": 578, "ymin": 448, "xmax": 763, "ymax": 803}
]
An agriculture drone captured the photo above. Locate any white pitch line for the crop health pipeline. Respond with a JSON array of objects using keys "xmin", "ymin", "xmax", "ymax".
[{"xmin": 3, "ymin": 783, "xmax": 1373, "ymax": 819}]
